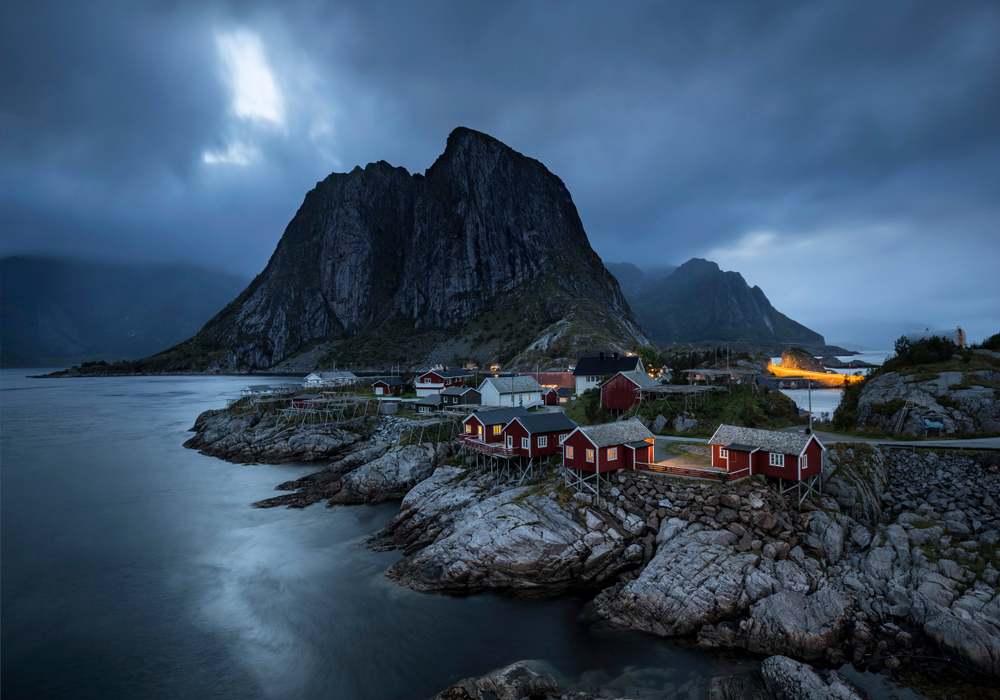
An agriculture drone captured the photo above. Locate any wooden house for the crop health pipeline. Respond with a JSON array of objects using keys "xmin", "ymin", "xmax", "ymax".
[
  {"xmin": 372, "ymin": 379, "xmax": 406, "ymax": 396},
  {"xmin": 572, "ymin": 353, "xmax": 643, "ymax": 395},
  {"xmin": 556, "ymin": 387, "xmax": 573, "ymax": 404},
  {"xmin": 501, "ymin": 413, "xmax": 578, "ymax": 459},
  {"xmin": 707, "ymin": 425, "xmax": 825, "ymax": 482},
  {"xmin": 477, "ymin": 376, "xmax": 543, "ymax": 407},
  {"xmin": 414, "ymin": 394, "xmax": 443, "ymax": 413},
  {"xmin": 415, "ymin": 368, "xmax": 473, "ymax": 397},
  {"xmin": 541, "ymin": 387, "xmax": 559, "ymax": 406},
  {"xmin": 562, "ymin": 419, "xmax": 655, "ymax": 474},
  {"xmin": 599, "ymin": 369, "xmax": 660, "ymax": 411},
  {"xmin": 441, "ymin": 386, "xmax": 481, "ymax": 406},
  {"xmin": 461, "ymin": 407, "xmax": 530, "ymax": 444},
  {"xmin": 304, "ymin": 371, "xmax": 357, "ymax": 388}
]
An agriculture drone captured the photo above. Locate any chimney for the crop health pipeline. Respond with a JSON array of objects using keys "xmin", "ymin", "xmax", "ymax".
[
  {"xmin": 599, "ymin": 352, "xmax": 606, "ymax": 360},
  {"xmin": 613, "ymin": 352, "xmax": 619, "ymax": 360}
]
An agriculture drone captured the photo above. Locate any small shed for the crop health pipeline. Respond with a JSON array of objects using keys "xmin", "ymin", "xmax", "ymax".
[
  {"xmin": 502, "ymin": 413, "xmax": 578, "ymax": 459},
  {"xmin": 541, "ymin": 387, "xmax": 559, "ymax": 406},
  {"xmin": 462, "ymin": 407, "xmax": 530, "ymax": 443},
  {"xmin": 372, "ymin": 379, "xmax": 406, "ymax": 396},
  {"xmin": 600, "ymin": 369, "xmax": 660, "ymax": 411}
]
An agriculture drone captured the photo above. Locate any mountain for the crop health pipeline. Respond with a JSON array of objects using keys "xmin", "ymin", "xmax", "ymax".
[
  {"xmin": 126, "ymin": 128, "xmax": 649, "ymax": 372},
  {"xmin": 610, "ymin": 258, "xmax": 825, "ymax": 347},
  {"xmin": 603, "ymin": 262, "xmax": 676, "ymax": 299},
  {"xmin": 0, "ymin": 257, "xmax": 249, "ymax": 367}
]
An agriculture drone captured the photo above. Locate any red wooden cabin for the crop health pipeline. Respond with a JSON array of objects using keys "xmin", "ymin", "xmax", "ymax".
[
  {"xmin": 707, "ymin": 425, "xmax": 825, "ymax": 481},
  {"xmin": 372, "ymin": 379, "xmax": 405, "ymax": 396},
  {"xmin": 501, "ymin": 413, "xmax": 577, "ymax": 459},
  {"xmin": 600, "ymin": 370, "xmax": 659, "ymax": 411},
  {"xmin": 562, "ymin": 419, "xmax": 655, "ymax": 473},
  {"xmin": 291, "ymin": 394, "xmax": 325, "ymax": 409},
  {"xmin": 542, "ymin": 387, "xmax": 559, "ymax": 406},
  {"xmin": 416, "ymin": 368, "xmax": 473, "ymax": 396},
  {"xmin": 461, "ymin": 407, "xmax": 530, "ymax": 444}
]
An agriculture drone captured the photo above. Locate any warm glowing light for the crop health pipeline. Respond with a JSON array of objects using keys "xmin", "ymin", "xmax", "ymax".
[{"xmin": 767, "ymin": 364, "xmax": 864, "ymax": 385}]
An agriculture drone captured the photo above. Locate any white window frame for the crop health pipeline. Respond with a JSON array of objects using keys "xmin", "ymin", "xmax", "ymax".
[
  {"xmin": 769, "ymin": 452, "xmax": 784, "ymax": 467},
  {"xmin": 493, "ymin": 425, "xmax": 502, "ymax": 436},
  {"xmin": 521, "ymin": 437, "xmax": 529, "ymax": 449},
  {"xmin": 565, "ymin": 446, "xmax": 574, "ymax": 459},
  {"xmin": 608, "ymin": 447, "xmax": 618, "ymax": 461},
  {"xmin": 801, "ymin": 454, "xmax": 808, "ymax": 470},
  {"xmin": 464, "ymin": 424, "xmax": 472, "ymax": 434},
  {"xmin": 586, "ymin": 449, "xmax": 595, "ymax": 463},
  {"xmin": 558, "ymin": 434, "xmax": 567, "ymax": 445},
  {"xmin": 719, "ymin": 448, "xmax": 728, "ymax": 459},
  {"xmin": 507, "ymin": 435, "xmax": 513, "ymax": 448},
  {"xmin": 538, "ymin": 436, "xmax": 547, "ymax": 448}
]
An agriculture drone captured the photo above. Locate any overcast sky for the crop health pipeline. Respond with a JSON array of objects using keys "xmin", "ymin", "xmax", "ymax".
[{"xmin": 2, "ymin": 1, "xmax": 998, "ymax": 347}]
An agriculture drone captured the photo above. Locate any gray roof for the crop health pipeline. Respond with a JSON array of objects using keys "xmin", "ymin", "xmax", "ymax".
[
  {"xmin": 725, "ymin": 443, "xmax": 759, "ymax": 452},
  {"xmin": 556, "ymin": 387, "xmax": 573, "ymax": 397},
  {"xmin": 510, "ymin": 413, "xmax": 578, "ymax": 435},
  {"xmin": 579, "ymin": 419, "xmax": 655, "ymax": 448},
  {"xmin": 479, "ymin": 376, "xmax": 542, "ymax": 394},
  {"xmin": 604, "ymin": 369, "xmax": 659, "ymax": 390},
  {"xmin": 244, "ymin": 384, "xmax": 276, "ymax": 391},
  {"xmin": 626, "ymin": 440, "xmax": 651, "ymax": 449},
  {"xmin": 441, "ymin": 386, "xmax": 477, "ymax": 396},
  {"xmin": 293, "ymin": 394, "xmax": 324, "ymax": 400},
  {"xmin": 373, "ymin": 378, "xmax": 405, "ymax": 386},
  {"xmin": 421, "ymin": 368, "xmax": 472, "ymax": 379},
  {"xmin": 308, "ymin": 371, "xmax": 357, "ymax": 379},
  {"xmin": 468, "ymin": 407, "xmax": 530, "ymax": 426},
  {"xmin": 415, "ymin": 394, "xmax": 443, "ymax": 406},
  {"xmin": 708, "ymin": 425, "xmax": 823, "ymax": 456}
]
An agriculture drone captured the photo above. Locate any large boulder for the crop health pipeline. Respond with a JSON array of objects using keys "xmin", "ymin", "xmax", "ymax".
[
  {"xmin": 329, "ymin": 444, "xmax": 440, "ymax": 504},
  {"xmin": 431, "ymin": 660, "xmax": 562, "ymax": 700},
  {"xmin": 780, "ymin": 347, "xmax": 825, "ymax": 373},
  {"xmin": 708, "ymin": 655, "xmax": 872, "ymax": 700}
]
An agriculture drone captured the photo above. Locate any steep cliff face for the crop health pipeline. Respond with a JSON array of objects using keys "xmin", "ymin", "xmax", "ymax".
[
  {"xmin": 620, "ymin": 258, "xmax": 824, "ymax": 347},
  {"xmin": 147, "ymin": 128, "xmax": 648, "ymax": 371}
]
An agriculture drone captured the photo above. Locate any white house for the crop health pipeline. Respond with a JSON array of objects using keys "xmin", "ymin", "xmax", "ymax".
[
  {"xmin": 571, "ymin": 352, "xmax": 643, "ymax": 395},
  {"xmin": 414, "ymin": 368, "xmax": 472, "ymax": 397},
  {"xmin": 477, "ymin": 376, "xmax": 543, "ymax": 407},
  {"xmin": 303, "ymin": 371, "xmax": 358, "ymax": 388}
]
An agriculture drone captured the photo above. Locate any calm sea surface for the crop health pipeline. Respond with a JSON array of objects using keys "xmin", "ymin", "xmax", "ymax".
[
  {"xmin": 1, "ymin": 370, "xmax": 921, "ymax": 699},
  {"xmin": 770, "ymin": 350, "xmax": 891, "ymax": 419}
]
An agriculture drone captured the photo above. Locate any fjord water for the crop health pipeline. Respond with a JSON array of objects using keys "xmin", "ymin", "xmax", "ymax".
[
  {"xmin": 1, "ymin": 371, "xmax": 920, "ymax": 699},
  {"xmin": 0, "ymin": 371, "xmax": 723, "ymax": 699}
]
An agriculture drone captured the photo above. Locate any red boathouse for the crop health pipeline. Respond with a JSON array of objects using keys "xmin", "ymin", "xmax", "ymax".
[
  {"xmin": 561, "ymin": 419, "xmax": 655, "ymax": 494},
  {"xmin": 600, "ymin": 370, "xmax": 660, "ymax": 411},
  {"xmin": 502, "ymin": 413, "xmax": 577, "ymax": 459}
]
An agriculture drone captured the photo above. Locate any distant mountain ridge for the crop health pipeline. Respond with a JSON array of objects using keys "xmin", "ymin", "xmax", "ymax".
[
  {"xmin": 608, "ymin": 258, "xmax": 825, "ymax": 347},
  {"xmin": 0, "ymin": 257, "xmax": 249, "ymax": 367},
  {"xmin": 124, "ymin": 127, "xmax": 650, "ymax": 372}
]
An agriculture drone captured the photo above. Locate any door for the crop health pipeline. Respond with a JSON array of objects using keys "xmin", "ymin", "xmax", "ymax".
[
  {"xmin": 478, "ymin": 425, "xmax": 483, "ymax": 440},
  {"xmin": 506, "ymin": 435, "xmax": 513, "ymax": 449},
  {"xmin": 375, "ymin": 387, "xmax": 383, "ymax": 395}
]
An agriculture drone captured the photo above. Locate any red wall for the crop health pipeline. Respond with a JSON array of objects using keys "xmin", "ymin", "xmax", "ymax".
[
  {"xmin": 600, "ymin": 373, "xmax": 640, "ymax": 411},
  {"xmin": 562, "ymin": 431, "xmax": 628, "ymax": 473},
  {"xmin": 543, "ymin": 390, "xmax": 558, "ymax": 406},
  {"xmin": 802, "ymin": 439, "xmax": 822, "ymax": 477},
  {"xmin": 372, "ymin": 381, "xmax": 398, "ymax": 395},
  {"xmin": 463, "ymin": 415, "xmax": 504, "ymax": 442},
  {"xmin": 754, "ymin": 451, "xmax": 799, "ymax": 479},
  {"xmin": 504, "ymin": 421, "xmax": 573, "ymax": 457}
]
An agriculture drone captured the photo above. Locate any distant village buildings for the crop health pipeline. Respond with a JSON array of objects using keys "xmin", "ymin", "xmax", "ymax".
[{"xmin": 572, "ymin": 352, "xmax": 643, "ymax": 395}]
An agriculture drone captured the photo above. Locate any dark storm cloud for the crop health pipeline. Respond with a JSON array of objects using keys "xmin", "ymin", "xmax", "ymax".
[{"xmin": 1, "ymin": 0, "xmax": 998, "ymax": 345}]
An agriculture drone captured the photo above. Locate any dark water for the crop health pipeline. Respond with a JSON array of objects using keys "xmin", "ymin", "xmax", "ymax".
[{"xmin": 1, "ymin": 371, "xmax": 924, "ymax": 699}]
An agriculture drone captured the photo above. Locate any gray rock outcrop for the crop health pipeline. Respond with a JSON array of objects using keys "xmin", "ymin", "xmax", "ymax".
[{"xmin": 708, "ymin": 655, "xmax": 872, "ymax": 700}]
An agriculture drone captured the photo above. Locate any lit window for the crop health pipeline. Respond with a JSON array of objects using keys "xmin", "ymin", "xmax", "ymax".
[
  {"xmin": 769, "ymin": 453, "xmax": 784, "ymax": 467},
  {"xmin": 465, "ymin": 424, "xmax": 471, "ymax": 434},
  {"xmin": 538, "ymin": 436, "xmax": 547, "ymax": 448},
  {"xmin": 719, "ymin": 448, "xmax": 728, "ymax": 459},
  {"xmin": 608, "ymin": 448, "xmax": 618, "ymax": 461},
  {"xmin": 586, "ymin": 449, "xmax": 595, "ymax": 463},
  {"xmin": 558, "ymin": 434, "xmax": 567, "ymax": 445},
  {"xmin": 566, "ymin": 446, "xmax": 574, "ymax": 459},
  {"xmin": 493, "ymin": 425, "xmax": 501, "ymax": 436},
  {"xmin": 521, "ymin": 437, "xmax": 529, "ymax": 449}
]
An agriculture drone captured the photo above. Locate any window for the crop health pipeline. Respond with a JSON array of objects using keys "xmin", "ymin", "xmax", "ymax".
[
  {"xmin": 538, "ymin": 436, "xmax": 547, "ymax": 448},
  {"xmin": 521, "ymin": 437, "xmax": 529, "ymax": 449},
  {"xmin": 608, "ymin": 448, "xmax": 618, "ymax": 461},
  {"xmin": 586, "ymin": 449, "xmax": 595, "ymax": 463},
  {"xmin": 566, "ymin": 446, "xmax": 574, "ymax": 459},
  {"xmin": 464, "ymin": 424, "xmax": 472, "ymax": 434},
  {"xmin": 801, "ymin": 455, "xmax": 808, "ymax": 470},
  {"xmin": 769, "ymin": 453, "xmax": 784, "ymax": 467},
  {"xmin": 493, "ymin": 425, "xmax": 502, "ymax": 436},
  {"xmin": 558, "ymin": 434, "xmax": 567, "ymax": 445},
  {"xmin": 719, "ymin": 448, "xmax": 728, "ymax": 459}
]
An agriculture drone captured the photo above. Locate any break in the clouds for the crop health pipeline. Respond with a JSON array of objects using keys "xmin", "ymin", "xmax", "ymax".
[{"xmin": 1, "ymin": 0, "xmax": 998, "ymax": 347}]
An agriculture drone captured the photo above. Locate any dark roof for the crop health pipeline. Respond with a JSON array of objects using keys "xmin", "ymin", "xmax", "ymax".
[
  {"xmin": 625, "ymin": 440, "xmax": 651, "ymax": 449},
  {"xmin": 556, "ymin": 387, "xmax": 573, "ymax": 397},
  {"xmin": 510, "ymin": 413, "xmax": 578, "ymax": 434},
  {"xmin": 415, "ymin": 394, "xmax": 442, "ymax": 406},
  {"xmin": 573, "ymin": 355, "xmax": 642, "ymax": 377},
  {"xmin": 421, "ymin": 368, "xmax": 472, "ymax": 379},
  {"xmin": 724, "ymin": 443, "xmax": 759, "ymax": 452},
  {"xmin": 441, "ymin": 386, "xmax": 477, "ymax": 396},
  {"xmin": 467, "ymin": 407, "xmax": 530, "ymax": 426},
  {"xmin": 293, "ymin": 394, "xmax": 324, "ymax": 400},
  {"xmin": 373, "ymin": 379, "xmax": 406, "ymax": 386}
]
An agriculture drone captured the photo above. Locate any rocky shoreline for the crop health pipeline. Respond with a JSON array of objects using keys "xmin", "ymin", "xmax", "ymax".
[{"xmin": 183, "ymin": 407, "xmax": 1000, "ymax": 696}]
